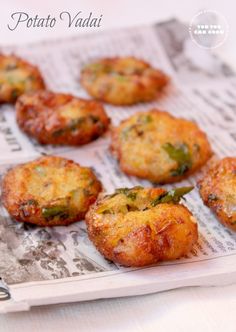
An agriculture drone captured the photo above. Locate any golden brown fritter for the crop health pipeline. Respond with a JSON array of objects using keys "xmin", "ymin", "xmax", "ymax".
[
  {"xmin": 198, "ymin": 157, "xmax": 236, "ymax": 231},
  {"xmin": 16, "ymin": 90, "xmax": 110, "ymax": 145},
  {"xmin": 80, "ymin": 57, "xmax": 169, "ymax": 105},
  {"xmin": 85, "ymin": 186, "xmax": 198, "ymax": 267},
  {"xmin": 111, "ymin": 110, "xmax": 212, "ymax": 183},
  {"xmin": 0, "ymin": 54, "xmax": 45, "ymax": 104},
  {"xmin": 2, "ymin": 156, "xmax": 102, "ymax": 227}
]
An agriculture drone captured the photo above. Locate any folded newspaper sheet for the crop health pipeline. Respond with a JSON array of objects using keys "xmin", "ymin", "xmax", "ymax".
[{"xmin": 0, "ymin": 18, "xmax": 236, "ymax": 313}]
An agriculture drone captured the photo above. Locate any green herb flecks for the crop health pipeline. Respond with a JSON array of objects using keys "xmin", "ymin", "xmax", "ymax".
[
  {"xmin": 114, "ymin": 186, "xmax": 143, "ymax": 201},
  {"xmin": 138, "ymin": 114, "xmax": 153, "ymax": 124},
  {"xmin": 34, "ymin": 165, "xmax": 46, "ymax": 176},
  {"xmin": 151, "ymin": 186, "xmax": 194, "ymax": 207},
  {"xmin": 98, "ymin": 187, "xmax": 143, "ymax": 214},
  {"xmin": 19, "ymin": 199, "xmax": 39, "ymax": 217},
  {"xmin": 20, "ymin": 199, "xmax": 38, "ymax": 208},
  {"xmin": 115, "ymin": 75, "xmax": 128, "ymax": 83},
  {"xmin": 11, "ymin": 89, "xmax": 19, "ymax": 100},
  {"xmin": 52, "ymin": 117, "xmax": 87, "ymax": 136},
  {"xmin": 26, "ymin": 199, "xmax": 38, "ymax": 206},
  {"xmin": 68, "ymin": 117, "xmax": 86, "ymax": 131},
  {"xmin": 100, "ymin": 209, "xmax": 113, "ymax": 214},
  {"xmin": 163, "ymin": 142, "xmax": 192, "ymax": 176}
]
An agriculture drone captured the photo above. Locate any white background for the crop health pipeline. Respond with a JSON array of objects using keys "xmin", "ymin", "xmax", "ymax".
[{"xmin": 0, "ymin": 1, "xmax": 236, "ymax": 331}]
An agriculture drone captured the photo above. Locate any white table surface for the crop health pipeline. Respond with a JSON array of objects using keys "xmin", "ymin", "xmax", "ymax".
[{"xmin": 0, "ymin": 1, "xmax": 236, "ymax": 331}]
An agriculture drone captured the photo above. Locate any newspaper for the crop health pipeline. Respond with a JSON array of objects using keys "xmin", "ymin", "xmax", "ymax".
[{"xmin": 0, "ymin": 18, "xmax": 236, "ymax": 313}]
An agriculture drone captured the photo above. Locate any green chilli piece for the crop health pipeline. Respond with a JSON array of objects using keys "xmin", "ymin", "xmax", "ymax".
[
  {"xmin": 151, "ymin": 186, "xmax": 194, "ymax": 207},
  {"xmin": 26, "ymin": 199, "xmax": 38, "ymax": 206},
  {"xmin": 163, "ymin": 142, "xmax": 192, "ymax": 176},
  {"xmin": 42, "ymin": 205, "xmax": 69, "ymax": 220}
]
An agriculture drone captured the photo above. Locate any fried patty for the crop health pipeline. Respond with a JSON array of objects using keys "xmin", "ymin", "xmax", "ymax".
[
  {"xmin": 85, "ymin": 186, "xmax": 198, "ymax": 267},
  {"xmin": 198, "ymin": 157, "xmax": 236, "ymax": 231},
  {"xmin": 111, "ymin": 110, "xmax": 212, "ymax": 183},
  {"xmin": 16, "ymin": 90, "xmax": 110, "ymax": 145},
  {"xmin": 80, "ymin": 57, "xmax": 169, "ymax": 105},
  {"xmin": 0, "ymin": 54, "xmax": 45, "ymax": 104},
  {"xmin": 2, "ymin": 156, "xmax": 102, "ymax": 227}
]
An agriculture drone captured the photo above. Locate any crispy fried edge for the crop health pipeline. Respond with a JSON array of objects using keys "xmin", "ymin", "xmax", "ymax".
[
  {"xmin": 198, "ymin": 157, "xmax": 236, "ymax": 231},
  {"xmin": 16, "ymin": 90, "xmax": 110, "ymax": 145},
  {"xmin": 1, "ymin": 156, "xmax": 102, "ymax": 227}
]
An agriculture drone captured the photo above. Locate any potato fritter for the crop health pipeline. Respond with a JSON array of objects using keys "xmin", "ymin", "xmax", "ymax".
[
  {"xmin": 85, "ymin": 186, "xmax": 198, "ymax": 267},
  {"xmin": 111, "ymin": 110, "xmax": 212, "ymax": 183},
  {"xmin": 2, "ymin": 156, "xmax": 102, "ymax": 227},
  {"xmin": 16, "ymin": 90, "xmax": 110, "ymax": 145},
  {"xmin": 198, "ymin": 157, "xmax": 236, "ymax": 231},
  {"xmin": 80, "ymin": 57, "xmax": 169, "ymax": 105},
  {"xmin": 0, "ymin": 54, "xmax": 45, "ymax": 103}
]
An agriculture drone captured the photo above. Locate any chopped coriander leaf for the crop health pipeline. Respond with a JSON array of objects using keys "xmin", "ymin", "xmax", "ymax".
[
  {"xmin": 126, "ymin": 192, "xmax": 137, "ymax": 201},
  {"xmin": 104, "ymin": 186, "xmax": 143, "ymax": 200},
  {"xmin": 143, "ymin": 114, "xmax": 153, "ymax": 123},
  {"xmin": 171, "ymin": 164, "xmax": 190, "ymax": 177},
  {"xmin": 11, "ymin": 89, "xmax": 19, "ymax": 100},
  {"xmin": 20, "ymin": 199, "xmax": 38, "ymax": 208},
  {"xmin": 115, "ymin": 188, "xmax": 130, "ymax": 195},
  {"xmin": 163, "ymin": 142, "xmax": 192, "ymax": 176},
  {"xmin": 137, "ymin": 114, "xmax": 153, "ymax": 124},
  {"xmin": 68, "ymin": 117, "xmax": 86, "ymax": 131},
  {"xmin": 115, "ymin": 187, "xmax": 142, "ymax": 200},
  {"xmin": 26, "ymin": 199, "xmax": 38, "ymax": 206}
]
